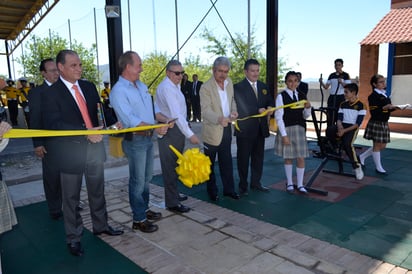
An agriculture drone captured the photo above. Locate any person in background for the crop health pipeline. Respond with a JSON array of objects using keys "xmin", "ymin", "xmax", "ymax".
[
  {"xmin": 234, "ymin": 58, "xmax": 274, "ymax": 195},
  {"xmin": 100, "ymin": 81, "xmax": 116, "ymax": 126},
  {"xmin": 275, "ymin": 71, "xmax": 312, "ymax": 194},
  {"xmin": 2, "ymin": 79, "xmax": 19, "ymax": 126},
  {"xmin": 155, "ymin": 60, "xmax": 200, "ymax": 213},
  {"xmin": 191, "ymin": 74, "xmax": 203, "ymax": 122},
  {"xmin": 319, "ymin": 58, "xmax": 352, "ymax": 127},
  {"xmin": 110, "ymin": 51, "xmax": 169, "ymax": 233},
  {"xmin": 18, "ymin": 77, "xmax": 30, "ymax": 128},
  {"xmin": 180, "ymin": 73, "xmax": 192, "ymax": 122},
  {"xmin": 29, "ymin": 58, "xmax": 62, "ymax": 220},
  {"xmin": 200, "ymin": 56, "xmax": 239, "ymax": 202},
  {"xmin": 359, "ymin": 74, "xmax": 400, "ymax": 174},
  {"xmin": 43, "ymin": 49, "xmax": 123, "ymax": 257},
  {"xmin": 296, "ymin": 72, "xmax": 309, "ymax": 96},
  {"xmin": 326, "ymin": 83, "xmax": 366, "ymax": 180},
  {"xmin": 101, "ymin": 81, "xmax": 111, "ymax": 108}
]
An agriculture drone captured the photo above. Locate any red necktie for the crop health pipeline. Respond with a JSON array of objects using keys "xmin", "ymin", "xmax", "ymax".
[{"xmin": 72, "ymin": 84, "xmax": 93, "ymax": 128}]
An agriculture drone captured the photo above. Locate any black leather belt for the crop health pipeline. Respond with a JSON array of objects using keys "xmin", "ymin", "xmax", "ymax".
[{"xmin": 132, "ymin": 130, "xmax": 153, "ymax": 136}]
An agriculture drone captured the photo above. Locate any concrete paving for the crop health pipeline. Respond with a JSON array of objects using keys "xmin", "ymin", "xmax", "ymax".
[{"xmin": 4, "ymin": 121, "xmax": 412, "ymax": 274}]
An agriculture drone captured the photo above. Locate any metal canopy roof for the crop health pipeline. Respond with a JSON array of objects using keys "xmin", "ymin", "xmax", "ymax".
[{"xmin": 0, "ymin": 0, "xmax": 60, "ymax": 55}]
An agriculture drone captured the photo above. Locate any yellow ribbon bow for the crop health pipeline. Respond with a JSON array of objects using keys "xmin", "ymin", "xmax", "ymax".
[
  {"xmin": 233, "ymin": 100, "xmax": 307, "ymax": 131},
  {"xmin": 169, "ymin": 145, "xmax": 211, "ymax": 188}
]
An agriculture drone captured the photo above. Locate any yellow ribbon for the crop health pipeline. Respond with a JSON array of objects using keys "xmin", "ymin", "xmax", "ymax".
[
  {"xmin": 3, "ymin": 124, "xmax": 167, "ymax": 139},
  {"xmin": 234, "ymin": 100, "xmax": 307, "ymax": 131},
  {"xmin": 169, "ymin": 145, "xmax": 211, "ymax": 188}
]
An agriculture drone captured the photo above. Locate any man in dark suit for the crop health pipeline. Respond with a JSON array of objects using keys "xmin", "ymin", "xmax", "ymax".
[
  {"xmin": 191, "ymin": 74, "xmax": 203, "ymax": 122},
  {"xmin": 180, "ymin": 73, "xmax": 192, "ymax": 121},
  {"xmin": 42, "ymin": 50, "xmax": 123, "ymax": 257},
  {"xmin": 234, "ymin": 59, "xmax": 275, "ymax": 195},
  {"xmin": 296, "ymin": 72, "xmax": 309, "ymax": 95},
  {"xmin": 28, "ymin": 58, "xmax": 62, "ymax": 220}
]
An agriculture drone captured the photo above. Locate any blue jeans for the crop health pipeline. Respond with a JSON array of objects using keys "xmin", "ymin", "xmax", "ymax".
[{"xmin": 122, "ymin": 135, "xmax": 153, "ymax": 222}]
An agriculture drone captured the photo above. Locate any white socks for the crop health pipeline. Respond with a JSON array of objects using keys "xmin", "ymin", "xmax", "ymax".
[
  {"xmin": 296, "ymin": 167, "xmax": 305, "ymax": 187},
  {"xmin": 284, "ymin": 164, "xmax": 293, "ymax": 186},
  {"xmin": 372, "ymin": 151, "xmax": 386, "ymax": 173},
  {"xmin": 359, "ymin": 147, "xmax": 373, "ymax": 166}
]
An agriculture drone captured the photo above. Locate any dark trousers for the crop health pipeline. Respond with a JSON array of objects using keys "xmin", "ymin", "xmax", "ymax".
[
  {"xmin": 7, "ymin": 100, "xmax": 18, "ymax": 125},
  {"xmin": 185, "ymin": 98, "xmax": 192, "ymax": 121},
  {"xmin": 236, "ymin": 132, "xmax": 265, "ymax": 192},
  {"xmin": 327, "ymin": 94, "xmax": 345, "ymax": 127},
  {"xmin": 158, "ymin": 126, "xmax": 185, "ymax": 208},
  {"xmin": 192, "ymin": 95, "xmax": 201, "ymax": 121},
  {"xmin": 61, "ymin": 143, "xmax": 108, "ymax": 244},
  {"xmin": 42, "ymin": 140, "xmax": 62, "ymax": 216},
  {"xmin": 204, "ymin": 126, "xmax": 235, "ymax": 197},
  {"xmin": 326, "ymin": 124, "xmax": 360, "ymax": 169}
]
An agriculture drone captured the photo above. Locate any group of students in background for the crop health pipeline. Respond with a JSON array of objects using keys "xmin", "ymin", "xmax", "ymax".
[{"xmin": 320, "ymin": 58, "xmax": 401, "ymax": 180}]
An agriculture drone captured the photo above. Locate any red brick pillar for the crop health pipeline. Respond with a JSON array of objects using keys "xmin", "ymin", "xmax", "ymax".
[{"xmin": 359, "ymin": 44, "xmax": 379, "ymax": 127}]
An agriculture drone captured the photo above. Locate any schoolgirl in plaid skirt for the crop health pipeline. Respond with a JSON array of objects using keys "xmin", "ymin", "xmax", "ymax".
[
  {"xmin": 359, "ymin": 74, "xmax": 399, "ymax": 174},
  {"xmin": 275, "ymin": 71, "xmax": 312, "ymax": 193}
]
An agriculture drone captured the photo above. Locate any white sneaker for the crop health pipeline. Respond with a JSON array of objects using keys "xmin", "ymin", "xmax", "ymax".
[{"xmin": 355, "ymin": 167, "xmax": 364, "ymax": 180}]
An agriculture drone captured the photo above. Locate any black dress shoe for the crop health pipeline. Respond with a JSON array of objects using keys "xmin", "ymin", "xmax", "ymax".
[
  {"xmin": 50, "ymin": 212, "xmax": 63, "ymax": 220},
  {"xmin": 168, "ymin": 204, "xmax": 191, "ymax": 213},
  {"xmin": 132, "ymin": 220, "xmax": 158, "ymax": 233},
  {"xmin": 251, "ymin": 185, "xmax": 270, "ymax": 192},
  {"xmin": 94, "ymin": 226, "xmax": 124, "ymax": 236},
  {"xmin": 375, "ymin": 169, "xmax": 387, "ymax": 175},
  {"xmin": 178, "ymin": 193, "xmax": 188, "ymax": 201},
  {"xmin": 146, "ymin": 210, "xmax": 162, "ymax": 221},
  {"xmin": 67, "ymin": 242, "xmax": 84, "ymax": 256},
  {"xmin": 223, "ymin": 192, "xmax": 240, "ymax": 200}
]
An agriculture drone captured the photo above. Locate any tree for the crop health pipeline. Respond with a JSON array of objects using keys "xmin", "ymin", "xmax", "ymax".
[
  {"xmin": 141, "ymin": 52, "xmax": 170, "ymax": 95},
  {"xmin": 199, "ymin": 27, "xmax": 290, "ymax": 87},
  {"xmin": 17, "ymin": 32, "xmax": 98, "ymax": 85}
]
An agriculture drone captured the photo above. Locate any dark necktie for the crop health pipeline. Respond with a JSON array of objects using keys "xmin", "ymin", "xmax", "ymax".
[{"xmin": 293, "ymin": 92, "xmax": 298, "ymax": 102}]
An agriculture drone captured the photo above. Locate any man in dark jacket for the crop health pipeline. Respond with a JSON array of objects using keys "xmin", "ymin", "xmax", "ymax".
[{"xmin": 234, "ymin": 59, "xmax": 274, "ymax": 195}]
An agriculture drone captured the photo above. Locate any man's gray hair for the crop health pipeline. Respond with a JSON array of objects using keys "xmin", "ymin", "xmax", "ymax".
[
  {"xmin": 213, "ymin": 56, "xmax": 231, "ymax": 69},
  {"xmin": 166, "ymin": 59, "xmax": 182, "ymax": 71}
]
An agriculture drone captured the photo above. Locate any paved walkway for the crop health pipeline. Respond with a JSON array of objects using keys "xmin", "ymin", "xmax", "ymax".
[{"xmin": 5, "ymin": 122, "xmax": 412, "ymax": 274}]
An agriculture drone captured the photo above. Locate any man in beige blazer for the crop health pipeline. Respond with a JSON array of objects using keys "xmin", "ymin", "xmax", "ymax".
[{"xmin": 200, "ymin": 56, "xmax": 239, "ymax": 202}]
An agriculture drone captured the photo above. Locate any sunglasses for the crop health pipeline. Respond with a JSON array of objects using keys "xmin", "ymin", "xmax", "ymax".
[{"xmin": 169, "ymin": 70, "xmax": 185, "ymax": 76}]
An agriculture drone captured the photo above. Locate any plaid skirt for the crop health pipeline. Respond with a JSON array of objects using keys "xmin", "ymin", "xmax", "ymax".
[
  {"xmin": 364, "ymin": 120, "xmax": 390, "ymax": 143},
  {"xmin": 0, "ymin": 180, "xmax": 17, "ymax": 234},
  {"xmin": 275, "ymin": 125, "xmax": 309, "ymax": 159}
]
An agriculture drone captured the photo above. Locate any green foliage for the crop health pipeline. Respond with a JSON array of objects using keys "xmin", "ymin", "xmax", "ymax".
[
  {"xmin": 181, "ymin": 55, "xmax": 211, "ymax": 83},
  {"xmin": 199, "ymin": 27, "xmax": 289, "ymax": 87},
  {"xmin": 141, "ymin": 52, "xmax": 170, "ymax": 95},
  {"xmin": 16, "ymin": 32, "xmax": 98, "ymax": 85}
]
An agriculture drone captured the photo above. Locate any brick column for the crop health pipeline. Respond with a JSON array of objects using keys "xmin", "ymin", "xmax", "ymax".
[{"xmin": 359, "ymin": 44, "xmax": 379, "ymax": 127}]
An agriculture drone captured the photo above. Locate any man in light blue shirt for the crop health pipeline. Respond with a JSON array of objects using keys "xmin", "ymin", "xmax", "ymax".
[{"xmin": 110, "ymin": 51, "xmax": 169, "ymax": 233}]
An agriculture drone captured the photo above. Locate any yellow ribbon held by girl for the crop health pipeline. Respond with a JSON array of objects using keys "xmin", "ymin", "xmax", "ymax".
[
  {"xmin": 169, "ymin": 145, "xmax": 211, "ymax": 188},
  {"xmin": 233, "ymin": 100, "xmax": 307, "ymax": 132}
]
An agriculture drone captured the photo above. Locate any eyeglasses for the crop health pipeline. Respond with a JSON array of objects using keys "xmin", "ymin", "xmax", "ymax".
[{"xmin": 169, "ymin": 70, "xmax": 185, "ymax": 76}]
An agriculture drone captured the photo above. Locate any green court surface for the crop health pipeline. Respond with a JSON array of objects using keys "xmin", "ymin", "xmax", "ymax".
[
  {"xmin": 153, "ymin": 140, "xmax": 412, "ymax": 269},
  {"xmin": 0, "ymin": 202, "xmax": 147, "ymax": 274}
]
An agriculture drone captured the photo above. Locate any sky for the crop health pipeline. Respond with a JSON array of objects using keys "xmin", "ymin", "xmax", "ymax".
[{"xmin": 0, "ymin": 0, "xmax": 391, "ymax": 82}]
